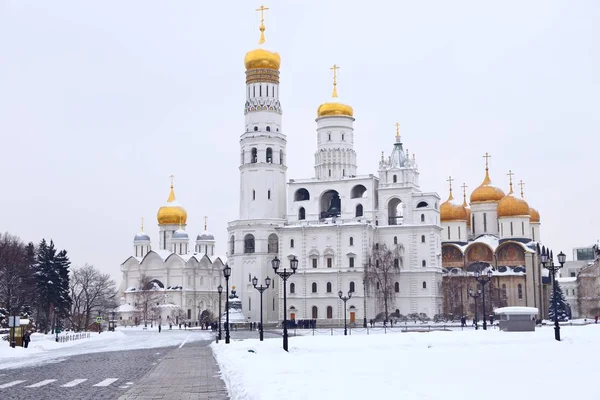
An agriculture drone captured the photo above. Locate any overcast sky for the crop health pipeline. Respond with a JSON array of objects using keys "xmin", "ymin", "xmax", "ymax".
[{"xmin": 1, "ymin": 0, "xmax": 598, "ymax": 282}]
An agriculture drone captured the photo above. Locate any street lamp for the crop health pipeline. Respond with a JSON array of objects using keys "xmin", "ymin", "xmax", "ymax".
[
  {"xmin": 223, "ymin": 264, "xmax": 231, "ymax": 344},
  {"xmin": 468, "ymin": 287, "xmax": 482, "ymax": 330},
  {"xmin": 217, "ymin": 284, "xmax": 223, "ymax": 341},
  {"xmin": 541, "ymin": 247, "xmax": 566, "ymax": 341},
  {"xmin": 474, "ymin": 269, "xmax": 493, "ymax": 330},
  {"xmin": 272, "ymin": 256, "xmax": 298, "ymax": 352},
  {"xmin": 338, "ymin": 290, "xmax": 352, "ymax": 336},
  {"xmin": 252, "ymin": 276, "xmax": 272, "ymax": 341}
]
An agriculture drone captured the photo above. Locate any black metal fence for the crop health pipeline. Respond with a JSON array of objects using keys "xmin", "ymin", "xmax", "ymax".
[{"xmin": 56, "ymin": 332, "xmax": 91, "ymax": 343}]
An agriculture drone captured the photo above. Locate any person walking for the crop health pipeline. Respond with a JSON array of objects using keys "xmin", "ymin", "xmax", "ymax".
[
  {"xmin": 158, "ymin": 324, "xmax": 162, "ymax": 333},
  {"xmin": 23, "ymin": 331, "xmax": 31, "ymax": 348}
]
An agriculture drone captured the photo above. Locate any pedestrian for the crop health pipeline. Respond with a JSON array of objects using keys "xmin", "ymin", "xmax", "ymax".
[
  {"xmin": 169, "ymin": 323, "xmax": 172, "ymax": 330},
  {"xmin": 595, "ymin": 315, "xmax": 598, "ymax": 324},
  {"xmin": 23, "ymin": 331, "xmax": 31, "ymax": 348},
  {"xmin": 158, "ymin": 324, "xmax": 161, "ymax": 333}
]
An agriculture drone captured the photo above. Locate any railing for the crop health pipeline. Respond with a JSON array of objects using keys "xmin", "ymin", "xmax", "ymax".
[
  {"xmin": 388, "ymin": 217, "xmax": 403, "ymax": 225},
  {"xmin": 56, "ymin": 332, "xmax": 92, "ymax": 343}
]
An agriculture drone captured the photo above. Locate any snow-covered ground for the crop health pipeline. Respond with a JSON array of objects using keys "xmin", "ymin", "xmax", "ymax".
[
  {"xmin": 212, "ymin": 325, "xmax": 600, "ymax": 400},
  {"xmin": 0, "ymin": 327, "xmax": 213, "ymax": 370}
]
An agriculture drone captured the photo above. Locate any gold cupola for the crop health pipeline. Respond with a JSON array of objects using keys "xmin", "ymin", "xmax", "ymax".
[
  {"xmin": 317, "ymin": 64, "xmax": 354, "ymax": 118},
  {"xmin": 245, "ymin": 6, "xmax": 281, "ymax": 84},
  {"xmin": 157, "ymin": 178, "xmax": 188, "ymax": 225},
  {"xmin": 470, "ymin": 152, "xmax": 505, "ymax": 203},
  {"xmin": 497, "ymin": 171, "xmax": 530, "ymax": 217},
  {"xmin": 440, "ymin": 176, "xmax": 468, "ymax": 222}
]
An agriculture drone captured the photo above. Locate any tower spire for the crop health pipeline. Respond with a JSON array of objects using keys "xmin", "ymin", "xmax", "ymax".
[
  {"xmin": 518, "ymin": 180, "xmax": 526, "ymax": 198},
  {"xmin": 204, "ymin": 216, "xmax": 208, "ymax": 231},
  {"xmin": 330, "ymin": 64, "xmax": 340, "ymax": 98},
  {"xmin": 256, "ymin": 5, "xmax": 270, "ymax": 45},
  {"xmin": 140, "ymin": 217, "xmax": 144, "ymax": 232},
  {"xmin": 168, "ymin": 174, "xmax": 176, "ymax": 202},
  {"xmin": 507, "ymin": 170, "xmax": 515, "ymax": 194},
  {"xmin": 395, "ymin": 122, "xmax": 401, "ymax": 143},
  {"xmin": 446, "ymin": 176, "xmax": 454, "ymax": 200},
  {"xmin": 461, "ymin": 183, "xmax": 468, "ymax": 207},
  {"xmin": 482, "ymin": 152, "xmax": 492, "ymax": 184}
]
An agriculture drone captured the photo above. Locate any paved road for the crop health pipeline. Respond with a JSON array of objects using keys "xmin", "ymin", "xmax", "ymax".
[{"xmin": 0, "ymin": 345, "xmax": 174, "ymax": 400}]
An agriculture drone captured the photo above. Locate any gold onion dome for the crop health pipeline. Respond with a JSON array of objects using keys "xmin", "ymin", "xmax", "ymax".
[
  {"xmin": 244, "ymin": 6, "xmax": 280, "ymax": 71},
  {"xmin": 157, "ymin": 184, "xmax": 188, "ymax": 225},
  {"xmin": 497, "ymin": 172, "xmax": 530, "ymax": 217},
  {"xmin": 529, "ymin": 207, "xmax": 541, "ymax": 223},
  {"xmin": 440, "ymin": 178, "xmax": 468, "ymax": 222},
  {"xmin": 317, "ymin": 64, "xmax": 354, "ymax": 118},
  {"xmin": 470, "ymin": 153, "xmax": 505, "ymax": 203}
]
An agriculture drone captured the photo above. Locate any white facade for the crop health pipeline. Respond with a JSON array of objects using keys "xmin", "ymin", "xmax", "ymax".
[{"xmin": 557, "ymin": 277, "xmax": 579, "ymax": 318}]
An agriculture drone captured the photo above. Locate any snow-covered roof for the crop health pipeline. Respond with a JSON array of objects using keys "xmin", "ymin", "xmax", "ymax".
[
  {"xmin": 156, "ymin": 303, "xmax": 180, "ymax": 309},
  {"xmin": 557, "ymin": 277, "xmax": 577, "ymax": 283},
  {"xmin": 494, "ymin": 306, "xmax": 538, "ymax": 315},
  {"xmin": 116, "ymin": 304, "xmax": 137, "ymax": 313}
]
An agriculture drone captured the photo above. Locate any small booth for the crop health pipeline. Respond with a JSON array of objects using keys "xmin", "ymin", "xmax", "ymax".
[
  {"xmin": 494, "ymin": 307, "xmax": 538, "ymax": 332},
  {"xmin": 8, "ymin": 317, "xmax": 31, "ymax": 347}
]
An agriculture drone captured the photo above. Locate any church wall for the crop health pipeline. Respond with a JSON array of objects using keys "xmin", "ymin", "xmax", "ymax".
[
  {"xmin": 470, "ymin": 202, "xmax": 499, "ymax": 237},
  {"xmin": 498, "ymin": 216, "xmax": 531, "ymax": 239}
]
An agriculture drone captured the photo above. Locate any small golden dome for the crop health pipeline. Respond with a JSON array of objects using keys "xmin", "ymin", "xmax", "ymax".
[
  {"xmin": 317, "ymin": 102, "xmax": 354, "ymax": 117},
  {"xmin": 465, "ymin": 207, "xmax": 472, "ymax": 227},
  {"xmin": 470, "ymin": 170, "xmax": 505, "ymax": 203},
  {"xmin": 440, "ymin": 190, "xmax": 468, "ymax": 222},
  {"xmin": 244, "ymin": 48, "xmax": 281, "ymax": 70},
  {"xmin": 498, "ymin": 193, "xmax": 530, "ymax": 217},
  {"xmin": 157, "ymin": 185, "xmax": 188, "ymax": 225},
  {"xmin": 529, "ymin": 207, "xmax": 541, "ymax": 223}
]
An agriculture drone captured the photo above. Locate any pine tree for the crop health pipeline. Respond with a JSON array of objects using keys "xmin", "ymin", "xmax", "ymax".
[{"xmin": 548, "ymin": 283, "xmax": 569, "ymax": 321}]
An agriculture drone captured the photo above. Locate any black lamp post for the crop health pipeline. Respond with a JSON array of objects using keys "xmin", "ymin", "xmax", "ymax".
[
  {"xmin": 223, "ymin": 264, "xmax": 231, "ymax": 344},
  {"xmin": 541, "ymin": 248, "xmax": 566, "ymax": 341},
  {"xmin": 468, "ymin": 287, "xmax": 482, "ymax": 330},
  {"xmin": 252, "ymin": 276, "xmax": 272, "ymax": 341},
  {"xmin": 338, "ymin": 290, "xmax": 352, "ymax": 336},
  {"xmin": 474, "ymin": 269, "xmax": 493, "ymax": 330},
  {"xmin": 217, "ymin": 284, "xmax": 223, "ymax": 341},
  {"xmin": 272, "ymin": 256, "xmax": 298, "ymax": 352}
]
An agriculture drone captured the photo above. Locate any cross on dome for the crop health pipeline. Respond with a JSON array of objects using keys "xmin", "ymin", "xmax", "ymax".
[
  {"xmin": 256, "ymin": 5, "xmax": 270, "ymax": 44},
  {"xmin": 518, "ymin": 180, "xmax": 526, "ymax": 198}
]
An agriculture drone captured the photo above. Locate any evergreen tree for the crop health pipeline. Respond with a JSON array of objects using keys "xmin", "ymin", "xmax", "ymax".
[{"xmin": 548, "ymin": 284, "xmax": 569, "ymax": 321}]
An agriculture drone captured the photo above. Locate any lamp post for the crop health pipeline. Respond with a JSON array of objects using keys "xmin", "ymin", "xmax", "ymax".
[
  {"xmin": 252, "ymin": 276, "xmax": 272, "ymax": 341},
  {"xmin": 541, "ymin": 248, "xmax": 566, "ymax": 341},
  {"xmin": 272, "ymin": 256, "xmax": 298, "ymax": 352},
  {"xmin": 474, "ymin": 269, "xmax": 493, "ymax": 330},
  {"xmin": 223, "ymin": 264, "xmax": 231, "ymax": 344},
  {"xmin": 217, "ymin": 284, "xmax": 223, "ymax": 341},
  {"xmin": 338, "ymin": 290, "xmax": 352, "ymax": 336},
  {"xmin": 468, "ymin": 287, "xmax": 482, "ymax": 330}
]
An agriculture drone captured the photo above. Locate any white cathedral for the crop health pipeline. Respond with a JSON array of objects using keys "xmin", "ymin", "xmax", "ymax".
[{"xmin": 226, "ymin": 17, "xmax": 443, "ymax": 327}]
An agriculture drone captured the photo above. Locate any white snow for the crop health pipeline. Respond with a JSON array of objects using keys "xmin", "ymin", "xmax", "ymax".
[
  {"xmin": 212, "ymin": 325, "xmax": 600, "ymax": 400},
  {"xmin": 494, "ymin": 306, "xmax": 538, "ymax": 315},
  {"xmin": 0, "ymin": 327, "xmax": 213, "ymax": 370}
]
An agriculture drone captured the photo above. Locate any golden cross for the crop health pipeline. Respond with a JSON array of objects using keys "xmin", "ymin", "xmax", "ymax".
[
  {"xmin": 447, "ymin": 176, "xmax": 454, "ymax": 192},
  {"xmin": 256, "ymin": 5, "xmax": 269, "ymax": 44},
  {"xmin": 395, "ymin": 122, "xmax": 400, "ymax": 139},
  {"xmin": 482, "ymin": 152, "xmax": 491, "ymax": 170},
  {"xmin": 518, "ymin": 180, "xmax": 525, "ymax": 198},
  {"xmin": 330, "ymin": 64, "xmax": 340, "ymax": 98},
  {"xmin": 507, "ymin": 170, "xmax": 515, "ymax": 193},
  {"xmin": 204, "ymin": 216, "xmax": 208, "ymax": 231},
  {"xmin": 169, "ymin": 174, "xmax": 175, "ymax": 188},
  {"xmin": 141, "ymin": 217, "xmax": 144, "ymax": 232},
  {"xmin": 461, "ymin": 183, "xmax": 468, "ymax": 204}
]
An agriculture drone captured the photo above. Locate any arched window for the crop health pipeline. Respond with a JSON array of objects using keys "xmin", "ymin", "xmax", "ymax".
[
  {"xmin": 252, "ymin": 190, "xmax": 256, "ymax": 200},
  {"xmin": 420, "ymin": 214, "xmax": 425, "ymax": 222},
  {"xmin": 394, "ymin": 236, "xmax": 398, "ymax": 245},
  {"xmin": 521, "ymin": 221, "xmax": 524, "ymax": 236},
  {"xmin": 376, "ymin": 282, "xmax": 380, "ymax": 290},
  {"xmin": 320, "ymin": 189, "xmax": 341, "ymax": 218},
  {"xmin": 229, "ymin": 235, "xmax": 235, "ymax": 255},
  {"xmin": 294, "ymin": 188, "xmax": 310, "ymax": 201},
  {"xmin": 421, "ymin": 235, "xmax": 426, "ymax": 243},
  {"xmin": 290, "ymin": 283, "xmax": 295, "ymax": 294},
  {"xmin": 483, "ymin": 213, "xmax": 488, "ymax": 232},
  {"xmin": 393, "ymin": 175, "xmax": 397, "ymax": 183},
  {"xmin": 416, "ymin": 201, "xmax": 428, "ymax": 208},
  {"xmin": 268, "ymin": 234, "xmax": 279, "ymax": 253},
  {"xmin": 326, "ymin": 306, "xmax": 333, "ymax": 319},
  {"xmin": 472, "ymin": 215, "xmax": 475, "ymax": 234},
  {"xmin": 510, "ymin": 221, "xmax": 514, "ymax": 236},
  {"xmin": 268, "ymin": 190, "xmax": 271, "ymax": 200},
  {"xmin": 388, "ymin": 198, "xmax": 402, "ymax": 225},
  {"xmin": 328, "ymin": 133, "xmax": 331, "ymax": 141},
  {"xmin": 312, "ymin": 306, "xmax": 318, "ymax": 319},
  {"xmin": 395, "ymin": 282, "xmax": 400, "ymax": 293},
  {"xmin": 518, "ymin": 284, "xmax": 523, "ymax": 299},
  {"xmin": 312, "ymin": 282, "xmax": 318, "ymax": 293},
  {"xmin": 355, "ymin": 204, "xmax": 363, "ymax": 217},
  {"xmin": 290, "ymin": 239, "xmax": 295, "ymax": 248},
  {"xmin": 251, "ymin": 148, "xmax": 257, "ymax": 163},
  {"xmin": 422, "ymin": 260, "xmax": 427, "ymax": 267},
  {"xmin": 349, "ymin": 281, "xmax": 355, "ymax": 292},
  {"xmin": 326, "ymin": 282, "xmax": 332, "ymax": 293},
  {"xmin": 266, "ymin": 126, "xmax": 271, "ymax": 132},
  {"xmin": 351, "ymin": 185, "xmax": 367, "ymax": 198},
  {"xmin": 298, "ymin": 207, "xmax": 306, "ymax": 220},
  {"xmin": 394, "ymin": 258, "xmax": 399, "ymax": 268},
  {"xmin": 341, "ymin": 133, "xmax": 345, "ymax": 141},
  {"xmin": 253, "ymin": 126, "xmax": 258, "ymax": 132},
  {"xmin": 349, "ymin": 237, "xmax": 354, "ymax": 246},
  {"xmin": 280, "ymin": 150, "xmax": 284, "ymax": 165},
  {"xmin": 244, "ymin": 234, "xmax": 255, "ymax": 254},
  {"xmin": 422, "ymin": 281, "xmax": 427, "ymax": 289},
  {"xmin": 266, "ymin": 147, "xmax": 273, "ymax": 163}
]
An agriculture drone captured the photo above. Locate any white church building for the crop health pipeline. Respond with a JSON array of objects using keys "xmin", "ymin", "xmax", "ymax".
[{"xmin": 226, "ymin": 15, "xmax": 444, "ymax": 327}]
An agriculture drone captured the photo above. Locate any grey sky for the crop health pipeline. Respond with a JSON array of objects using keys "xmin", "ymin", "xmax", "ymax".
[{"xmin": 1, "ymin": 0, "xmax": 598, "ymax": 282}]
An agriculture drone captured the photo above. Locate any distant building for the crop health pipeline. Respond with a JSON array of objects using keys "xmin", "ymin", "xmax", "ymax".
[
  {"xmin": 562, "ymin": 246, "xmax": 597, "ymax": 278},
  {"xmin": 556, "ymin": 277, "xmax": 578, "ymax": 318}
]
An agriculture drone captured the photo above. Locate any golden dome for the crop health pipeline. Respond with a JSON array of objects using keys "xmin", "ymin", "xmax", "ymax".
[
  {"xmin": 529, "ymin": 207, "xmax": 540, "ymax": 223},
  {"xmin": 440, "ymin": 187, "xmax": 468, "ymax": 222},
  {"xmin": 497, "ymin": 192, "xmax": 530, "ymax": 217},
  {"xmin": 244, "ymin": 48, "xmax": 281, "ymax": 71},
  {"xmin": 470, "ymin": 166, "xmax": 505, "ymax": 203},
  {"xmin": 317, "ymin": 102, "xmax": 354, "ymax": 117},
  {"xmin": 465, "ymin": 207, "xmax": 472, "ymax": 227},
  {"xmin": 157, "ymin": 185, "xmax": 188, "ymax": 225}
]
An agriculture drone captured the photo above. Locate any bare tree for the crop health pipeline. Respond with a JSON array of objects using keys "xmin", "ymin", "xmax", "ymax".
[
  {"xmin": 363, "ymin": 243, "xmax": 403, "ymax": 322},
  {"xmin": 69, "ymin": 264, "xmax": 117, "ymax": 331},
  {"xmin": 136, "ymin": 274, "xmax": 163, "ymax": 327},
  {"xmin": 0, "ymin": 233, "xmax": 36, "ymax": 325},
  {"xmin": 577, "ymin": 259, "xmax": 600, "ymax": 317},
  {"xmin": 442, "ymin": 274, "xmax": 468, "ymax": 318}
]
